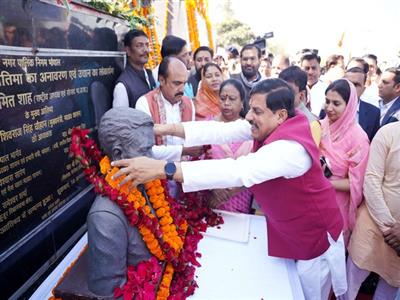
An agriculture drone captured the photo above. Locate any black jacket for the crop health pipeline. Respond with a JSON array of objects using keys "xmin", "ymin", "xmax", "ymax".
[{"xmin": 116, "ymin": 63, "xmax": 156, "ymax": 108}]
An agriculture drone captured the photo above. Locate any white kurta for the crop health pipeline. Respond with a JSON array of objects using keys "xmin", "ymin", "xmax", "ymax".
[
  {"xmin": 135, "ymin": 91, "xmax": 197, "ymax": 161},
  {"xmin": 112, "ymin": 83, "xmax": 183, "ymax": 161},
  {"xmin": 136, "ymin": 92, "xmax": 195, "ymax": 146},
  {"xmin": 112, "ymin": 82, "xmax": 130, "ymax": 107},
  {"xmin": 180, "ymin": 119, "xmax": 311, "ymax": 191},
  {"xmin": 136, "ymin": 92, "xmax": 195, "ymax": 196},
  {"xmin": 310, "ymin": 80, "xmax": 328, "ymax": 116}
]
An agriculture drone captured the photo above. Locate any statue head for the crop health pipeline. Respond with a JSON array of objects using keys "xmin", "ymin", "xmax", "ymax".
[{"xmin": 98, "ymin": 108, "xmax": 154, "ymax": 160}]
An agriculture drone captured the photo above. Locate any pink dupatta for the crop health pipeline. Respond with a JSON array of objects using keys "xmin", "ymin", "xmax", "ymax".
[{"xmin": 320, "ymin": 79, "xmax": 369, "ymax": 242}]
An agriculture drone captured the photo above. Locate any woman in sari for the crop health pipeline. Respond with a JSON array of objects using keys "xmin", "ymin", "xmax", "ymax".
[
  {"xmin": 320, "ymin": 79, "xmax": 370, "ymax": 245},
  {"xmin": 208, "ymin": 79, "xmax": 253, "ymax": 213},
  {"xmin": 194, "ymin": 62, "xmax": 224, "ymax": 120}
]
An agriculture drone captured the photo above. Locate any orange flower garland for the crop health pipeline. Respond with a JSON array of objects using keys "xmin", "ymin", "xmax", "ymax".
[
  {"xmin": 99, "ymin": 156, "xmax": 188, "ymax": 300},
  {"xmin": 156, "ymin": 263, "xmax": 174, "ymax": 300},
  {"xmin": 145, "ymin": 180, "xmax": 185, "ymax": 253},
  {"xmin": 185, "ymin": 0, "xmax": 214, "ymax": 52},
  {"xmin": 149, "ymin": 10, "xmax": 162, "ymax": 68},
  {"xmin": 70, "ymin": 127, "xmax": 222, "ymax": 299},
  {"xmin": 197, "ymin": 0, "xmax": 214, "ymax": 50},
  {"xmin": 140, "ymin": 5, "xmax": 161, "ymax": 69},
  {"xmin": 100, "ymin": 156, "xmax": 167, "ymax": 260},
  {"xmin": 185, "ymin": 0, "xmax": 200, "ymax": 51}
]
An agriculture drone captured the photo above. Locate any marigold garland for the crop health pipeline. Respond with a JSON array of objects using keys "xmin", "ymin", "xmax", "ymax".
[
  {"xmin": 140, "ymin": 5, "xmax": 161, "ymax": 69},
  {"xmin": 69, "ymin": 127, "xmax": 222, "ymax": 300},
  {"xmin": 100, "ymin": 156, "xmax": 168, "ymax": 260},
  {"xmin": 185, "ymin": 0, "xmax": 200, "ymax": 52},
  {"xmin": 164, "ymin": 0, "xmax": 173, "ymax": 37},
  {"xmin": 185, "ymin": 0, "xmax": 214, "ymax": 52}
]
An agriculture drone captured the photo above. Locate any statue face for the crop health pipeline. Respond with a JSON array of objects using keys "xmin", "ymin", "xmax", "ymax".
[
  {"xmin": 98, "ymin": 108, "xmax": 155, "ymax": 161},
  {"xmin": 120, "ymin": 124, "xmax": 154, "ymax": 159}
]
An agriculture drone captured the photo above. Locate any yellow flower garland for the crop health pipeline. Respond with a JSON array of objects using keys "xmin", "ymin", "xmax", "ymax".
[{"xmin": 185, "ymin": 0, "xmax": 214, "ymax": 52}]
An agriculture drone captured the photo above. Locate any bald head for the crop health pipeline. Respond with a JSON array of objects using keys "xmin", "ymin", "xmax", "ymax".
[
  {"xmin": 98, "ymin": 108, "xmax": 154, "ymax": 160},
  {"xmin": 158, "ymin": 57, "xmax": 188, "ymax": 104},
  {"xmin": 158, "ymin": 56, "xmax": 187, "ymax": 78},
  {"xmin": 271, "ymin": 54, "xmax": 290, "ymax": 78},
  {"xmin": 169, "ymin": 56, "xmax": 188, "ymax": 73}
]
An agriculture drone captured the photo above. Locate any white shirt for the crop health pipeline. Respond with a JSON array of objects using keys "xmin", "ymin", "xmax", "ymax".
[
  {"xmin": 136, "ymin": 91, "xmax": 195, "ymax": 146},
  {"xmin": 152, "ymin": 65, "xmax": 159, "ymax": 82},
  {"xmin": 112, "ymin": 68, "xmax": 152, "ymax": 108},
  {"xmin": 136, "ymin": 91, "xmax": 196, "ymax": 162},
  {"xmin": 113, "ymin": 86, "xmax": 185, "ymax": 161},
  {"xmin": 310, "ymin": 80, "xmax": 328, "ymax": 116},
  {"xmin": 112, "ymin": 82, "xmax": 129, "ymax": 107},
  {"xmin": 360, "ymin": 83, "xmax": 380, "ymax": 108},
  {"xmin": 113, "ymin": 84, "xmax": 182, "ymax": 161},
  {"xmin": 151, "ymin": 145, "xmax": 182, "ymax": 161},
  {"xmin": 180, "ymin": 119, "xmax": 312, "ymax": 192},
  {"xmin": 379, "ymin": 96, "xmax": 400, "ymax": 125}
]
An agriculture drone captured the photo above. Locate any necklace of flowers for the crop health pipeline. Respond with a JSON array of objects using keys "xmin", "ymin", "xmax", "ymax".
[
  {"xmin": 100, "ymin": 156, "xmax": 185, "ymax": 299},
  {"xmin": 70, "ymin": 127, "xmax": 223, "ymax": 300}
]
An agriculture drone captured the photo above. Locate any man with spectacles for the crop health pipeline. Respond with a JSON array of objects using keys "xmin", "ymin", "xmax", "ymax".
[{"xmin": 113, "ymin": 29, "xmax": 156, "ymax": 108}]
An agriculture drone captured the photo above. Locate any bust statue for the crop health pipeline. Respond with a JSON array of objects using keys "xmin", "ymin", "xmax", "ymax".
[{"xmin": 87, "ymin": 107, "xmax": 155, "ymax": 296}]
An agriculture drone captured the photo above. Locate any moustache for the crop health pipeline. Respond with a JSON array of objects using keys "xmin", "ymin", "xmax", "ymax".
[
  {"xmin": 175, "ymin": 92, "xmax": 184, "ymax": 97},
  {"xmin": 249, "ymin": 120, "xmax": 258, "ymax": 127}
]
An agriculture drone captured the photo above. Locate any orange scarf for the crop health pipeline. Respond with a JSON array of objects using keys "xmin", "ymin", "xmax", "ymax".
[{"xmin": 194, "ymin": 80, "xmax": 220, "ymax": 120}]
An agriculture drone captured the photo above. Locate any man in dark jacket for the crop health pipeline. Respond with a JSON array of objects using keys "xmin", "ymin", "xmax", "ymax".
[
  {"xmin": 378, "ymin": 67, "xmax": 400, "ymax": 126},
  {"xmin": 112, "ymin": 29, "xmax": 156, "ymax": 108},
  {"xmin": 345, "ymin": 67, "xmax": 380, "ymax": 141}
]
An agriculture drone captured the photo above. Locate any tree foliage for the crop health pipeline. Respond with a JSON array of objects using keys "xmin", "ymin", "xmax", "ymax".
[{"xmin": 216, "ymin": 18, "xmax": 255, "ymax": 48}]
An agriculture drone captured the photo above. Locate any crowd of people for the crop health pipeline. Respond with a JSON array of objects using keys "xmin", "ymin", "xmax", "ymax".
[{"xmin": 108, "ymin": 29, "xmax": 400, "ymax": 300}]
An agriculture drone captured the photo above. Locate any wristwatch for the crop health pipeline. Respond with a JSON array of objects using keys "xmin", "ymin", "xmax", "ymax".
[{"xmin": 164, "ymin": 161, "xmax": 176, "ymax": 180}]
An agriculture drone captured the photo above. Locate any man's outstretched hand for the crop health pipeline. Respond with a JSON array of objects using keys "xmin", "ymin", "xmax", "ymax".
[{"xmin": 111, "ymin": 157, "xmax": 166, "ymax": 187}]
